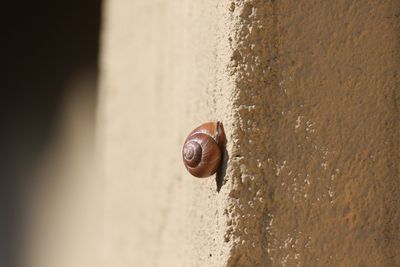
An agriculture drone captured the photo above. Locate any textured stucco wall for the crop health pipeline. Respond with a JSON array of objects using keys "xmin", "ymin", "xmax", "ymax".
[
  {"xmin": 99, "ymin": 0, "xmax": 400, "ymax": 266},
  {"xmin": 98, "ymin": 1, "xmax": 234, "ymax": 266},
  {"xmin": 226, "ymin": 1, "xmax": 400, "ymax": 266}
]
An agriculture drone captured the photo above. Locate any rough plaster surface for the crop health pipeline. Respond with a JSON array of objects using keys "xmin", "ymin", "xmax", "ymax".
[
  {"xmin": 226, "ymin": 0, "xmax": 400, "ymax": 266},
  {"xmin": 99, "ymin": 1, "xmax": 234, "ymax": 266},
  {"xmin": 99, "ymin": 0, "xmax": 400, "ymax": 266}
]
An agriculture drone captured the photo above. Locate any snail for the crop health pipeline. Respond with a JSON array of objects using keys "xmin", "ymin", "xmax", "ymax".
[{"xmin": 182, "ymin": 121, "xmax": 226, "ymax": 178}]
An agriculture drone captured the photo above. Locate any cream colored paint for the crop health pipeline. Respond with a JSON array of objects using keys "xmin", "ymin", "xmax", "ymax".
[{"xmin": 98, "ymin": 1, "xmax": 235, "ymax": 266}]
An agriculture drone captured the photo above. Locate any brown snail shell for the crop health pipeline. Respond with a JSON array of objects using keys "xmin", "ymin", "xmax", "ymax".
[{"xmin": 182, "ymin": 122, "xmax": 226, "ymax": 178}]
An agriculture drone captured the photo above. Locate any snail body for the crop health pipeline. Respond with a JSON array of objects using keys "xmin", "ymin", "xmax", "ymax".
[{"xmin": 182, "ymin": 122, "xmax": 226, "ymax": 178}]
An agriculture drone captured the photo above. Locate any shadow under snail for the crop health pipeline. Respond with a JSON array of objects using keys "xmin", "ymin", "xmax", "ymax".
[{"xmin": 182, "ymin": 121, "xmax": 226, "ymax": 178}]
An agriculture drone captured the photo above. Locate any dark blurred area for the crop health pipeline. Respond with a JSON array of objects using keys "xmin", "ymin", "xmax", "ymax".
[{"xmin": 0, "ymin": 1, "xmax": 101, "ymax": 266}]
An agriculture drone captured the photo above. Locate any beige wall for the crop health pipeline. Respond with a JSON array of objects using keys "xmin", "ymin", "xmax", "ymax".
[
  {"xmin": 99, "ymin": 0, "xmax": 400, "ymax": 266},
  {"xmin": 98, "ymin": 0, "xmax": 234, "ymax": 266}
]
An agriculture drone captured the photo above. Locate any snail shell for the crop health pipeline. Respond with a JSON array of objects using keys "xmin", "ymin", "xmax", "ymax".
[{"xmin": 182, "ymin": 122, "xmax": 226, "ymax": 178}]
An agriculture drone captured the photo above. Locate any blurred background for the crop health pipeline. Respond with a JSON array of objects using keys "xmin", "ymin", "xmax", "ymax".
[{"xmin": 0, "ymin": 1, "xmax": 102, "ymax": 266}]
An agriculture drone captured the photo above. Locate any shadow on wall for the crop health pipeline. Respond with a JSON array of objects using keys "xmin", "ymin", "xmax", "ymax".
[{"xmin": 0, "ymin": 1, "xmax": 101, "ymax": 266}]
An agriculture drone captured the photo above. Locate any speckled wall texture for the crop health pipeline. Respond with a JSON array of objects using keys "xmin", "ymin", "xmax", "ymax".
[
  {"xmin": 99, "ymin": 0, "xmax": 400, "ymax": 266},
  {"xmin": 226, "ymin": 1, "xmax": 400, "ymax": 266}
]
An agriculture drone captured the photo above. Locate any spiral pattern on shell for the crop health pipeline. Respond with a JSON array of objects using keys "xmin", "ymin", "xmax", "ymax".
[
  {"xmin": 182, "ymin": 122, "xmax": 226, "ymax": 178},
  {"xmin": 183, "ymin": 140, "xmax": 202, "ymax": 168}
]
